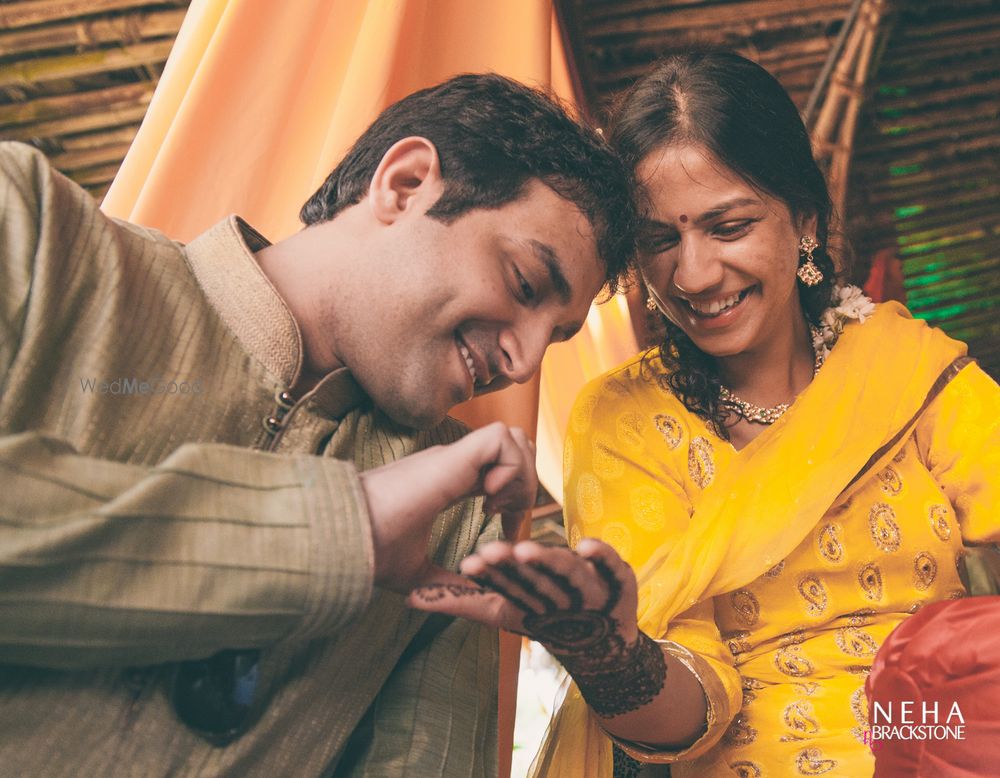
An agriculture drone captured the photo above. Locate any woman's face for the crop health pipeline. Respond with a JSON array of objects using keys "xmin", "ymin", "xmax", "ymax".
[{"xmin": 637, "ymin": 143, "xmax": 815, "ymax": 360}]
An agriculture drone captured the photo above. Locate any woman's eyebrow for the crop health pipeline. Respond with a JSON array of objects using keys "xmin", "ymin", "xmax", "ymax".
[{"xmin": 693, "ymin": 197, "xmax": 760, "ymax": 226}]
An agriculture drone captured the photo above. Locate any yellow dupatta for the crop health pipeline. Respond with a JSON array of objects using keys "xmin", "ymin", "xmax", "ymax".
[{"xmin": 531, "ymin": 303, "xmax": 969, "ymax": 777}]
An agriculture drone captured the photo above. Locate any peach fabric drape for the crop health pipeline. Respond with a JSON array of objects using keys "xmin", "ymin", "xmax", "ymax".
[{"xmin": 101, "ymin": 2, "xmax": 639, "ymax": 773}]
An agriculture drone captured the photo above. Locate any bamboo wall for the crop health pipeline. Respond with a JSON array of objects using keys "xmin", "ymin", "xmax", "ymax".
[{"xmin": 0, "ymin": 0, "xmax": 190, "ymax": 200}]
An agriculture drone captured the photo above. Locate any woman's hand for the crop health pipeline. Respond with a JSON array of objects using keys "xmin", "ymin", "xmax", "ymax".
[{"xmin": 409, "ymin": 538, "xmax": 667, "ymax": 718}]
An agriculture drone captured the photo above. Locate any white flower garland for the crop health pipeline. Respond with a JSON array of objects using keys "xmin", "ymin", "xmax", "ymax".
[{"xmin": 811, "ymin": 284, "xmax": 876, "ymax": 363}]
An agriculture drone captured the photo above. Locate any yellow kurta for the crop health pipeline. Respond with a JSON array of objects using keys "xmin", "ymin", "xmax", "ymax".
[{"xmin": 560, "ymin": 306, "xmax": 1000, "ymax": 777}]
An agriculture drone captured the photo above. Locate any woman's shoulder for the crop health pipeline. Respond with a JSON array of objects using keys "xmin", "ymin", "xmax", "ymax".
[
  {"xmin": 574, "ymin": 347, "xmax": 683, "ymax": 410},
  {"xmin": 568, "ymin": 347, "xmax": 705, "ymax": 447}
]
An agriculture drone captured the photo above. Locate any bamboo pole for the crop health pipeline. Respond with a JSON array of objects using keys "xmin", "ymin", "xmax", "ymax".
[
  {"xmin": 873, "ymin": 97, "xmax": 1000, "ymax": 134},
  {"xmin": 0, "ymin": 39, "xmax": 174, "ymax": 89},
  {"xmin": 583, "ymin": 0, "xmax": 719, "ymax": 23},
  {"xmin": 864, "ymin": 174, "xmax": 999, "ymax": 209},
  {"xmin": 890, "ymin": 24, "xmax": 1000, "ymax": 58},
  {"xmin": 876, "ymin": 52, "xmax": 1000, "ymax": 89},
  {"xmin": 3, "ymin": 103, "xmax": 148, "ymax": 140},
  {"xmin": 0, "ymin": 0, "xmax": 178, "ymax": 30},
  {"xmin": 588, "ymin": 0, "xmax": 848, "ymax": 38},
  {"xmin": 874, "ymin": 77, "xmax": 1000, "ymax": 112},
  {"xmin": 57, "ymin": 124, "xmax": 140, "ymax": 151},
  {"xmin": 857, "ymin": 117, "xmax": 1000, "ymax": 157},
  {"xmin": 67, "ymin": 161, "xmax": 121, "ymax": 186},
  {"xmin": 49, "ymin": 141, "xmax": 134, "ymax": 172},
  {"xmin": 0, "ymin": 7, "xmax": 186, "ymax": 57},
  {"xmin": 0, "ymin": 82, "xmax": 154, "ymax": 126}
]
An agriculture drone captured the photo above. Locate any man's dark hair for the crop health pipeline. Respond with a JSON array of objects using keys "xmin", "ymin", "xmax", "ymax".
[{"xmin": 300, "ymin": 73, "xmax": 636, "ymax": 293}]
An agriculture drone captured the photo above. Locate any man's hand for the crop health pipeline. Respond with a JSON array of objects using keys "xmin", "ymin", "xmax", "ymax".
[
  {"xmin": 408, "ymin": 538, "xmax": 667, "ymax": 719},
  {"xmin": 358, "ymin": 421, "xmax": 536, "ymax": 593}
]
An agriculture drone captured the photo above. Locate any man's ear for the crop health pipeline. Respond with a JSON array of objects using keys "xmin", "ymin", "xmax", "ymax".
[{"xmin": 369, "ymin": 137, "xmax": 442, "ymax": 224}]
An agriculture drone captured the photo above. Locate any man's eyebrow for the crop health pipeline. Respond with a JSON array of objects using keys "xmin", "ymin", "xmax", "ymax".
[
  {"xmin": 529, "ymin": 239, "xmax": 572, "ymax": 305},
  {"xmin": 694, "ymin": 197, "xmax": 759, "ymax": 226}
]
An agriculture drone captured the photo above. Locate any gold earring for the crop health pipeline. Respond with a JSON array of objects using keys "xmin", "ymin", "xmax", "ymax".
[
  {"xmin": 797, "ymin": 235, "xmax": 823, "ymax": 286},
  {"xmin": 646, "ymin": 295, "xmax": 659, "ymax": 312}
]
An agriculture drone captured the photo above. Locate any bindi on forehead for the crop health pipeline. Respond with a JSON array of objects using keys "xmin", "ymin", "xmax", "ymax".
[{"xmin": 678, "ymin": 214, "xmax": 689, "ymax": 223}]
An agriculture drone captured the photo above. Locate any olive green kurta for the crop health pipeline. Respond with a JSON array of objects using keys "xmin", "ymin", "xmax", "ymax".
[{"xmin": 0, "ymin": 141, "xmax": 498, "ymax": 776}]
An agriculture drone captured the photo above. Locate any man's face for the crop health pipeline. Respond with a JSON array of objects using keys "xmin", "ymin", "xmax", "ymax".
[{"xmin": 331, "ymin": 180, "xmax": 605, "ymax": 428}]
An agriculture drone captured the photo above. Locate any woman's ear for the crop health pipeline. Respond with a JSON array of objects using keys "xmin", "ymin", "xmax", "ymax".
[
  {"xmin": 797, "ymin": 210, "xmax": 819, "ymax": 241},
  {"xmin": 368, "ymin": 136, "xmax": 443, "ymax": 224}
]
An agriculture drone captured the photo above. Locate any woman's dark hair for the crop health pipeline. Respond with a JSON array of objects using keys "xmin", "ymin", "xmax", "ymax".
[
  {"xmin": 609, "ymin": 50, "xmax": 842, "ymax": 438},
  {"xmin": 300, "ymin": 73, "xmax": 637, "ymax": 294}
]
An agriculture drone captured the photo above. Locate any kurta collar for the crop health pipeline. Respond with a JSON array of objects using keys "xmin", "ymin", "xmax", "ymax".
[{"xmin": 184, "ymin": 216, "xmax": 367, "ymax": 420}]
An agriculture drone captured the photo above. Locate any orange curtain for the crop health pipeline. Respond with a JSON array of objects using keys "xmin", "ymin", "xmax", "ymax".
[{"xmin": 101, "ymin": 2, "xmax": 639, "ymax": 773}]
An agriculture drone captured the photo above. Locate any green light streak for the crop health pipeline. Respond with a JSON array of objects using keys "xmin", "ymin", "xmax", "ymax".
[
  {"xmin": 890, "ymin": 163, "xmax": 921, "ymax": 176},
  {"xmin": 894, "ymin": 205, "xmax": 925, "ymax": 219}
]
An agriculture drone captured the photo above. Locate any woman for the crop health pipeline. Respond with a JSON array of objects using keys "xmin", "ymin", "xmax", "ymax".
[{"xmin": 410, "ymin": 51, "xmax": 1000, "ymax": 777}]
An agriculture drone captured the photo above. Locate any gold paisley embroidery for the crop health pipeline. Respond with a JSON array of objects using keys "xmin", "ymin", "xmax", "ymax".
[
  {"xmin": 732, "ymin": 762, "xmax": 762, "ymax": 778},
  {"xmin": 851, "ymin": 687, "xmax": 869, "ymax": 727},
  {"xmin": 796, "ymin": 747, "xmax": 837, "ymax": 775},
  {"xmin": 929, "ymin": 504, "xmax": 952, "ymax": 542},
  {"xmin": 892, "ymin": 446, "xmax": 907, "ymax": 464},
  {"xmin": 600, "ymin": 522, "xmax": 632, "ymax": 560},
  {"xmin": 846, "ymin": 664, "xmax": 872, "ymax": 676},
  {"xmin": 779, "ymin": 629, "xmax": 806, "ymax": 647},
  {"xmin": 845, "ymin": 608, "xmax": 876, "ymax": 627},
  {"xmin": 765, "ymin": 560, "xmax": 785, "ymax": 578},
  {"xmin": 783, "ymin": 700, "xmax": 820, "ymax": 736},
  {"xmin": 877, "ymin": 465, "xmax": 903, "ymax": 496},
  {"xmin": 907, "ymin": 601, "xmax": 923, "ymax": 614},
  {"xmin": 914, "ymin": 552, "xmax": 938, "ymax": 590},
  {"xmin": 851, "ymin": 726, "xmax": 869, "ymax": 745},
  {"xmin": 653, "ymin": 413, "xmax": 683, "ymax": 449},
  {"xmin": 688, "ymin": 436, "xmax": 715, "ymax": 488},
  {"xmin": 570, "ymin": 393, "xmax": 598, "ymax": 435},
  {"xmin": 774, "ymin": 645, "xmax": 814, "ymax": 677},
  {"xmin": 742, "ymin": 689, "xmax": 757, "ymax": 707},
  {"xmin": 869, "ymin": 503, "xmax": 901, "ymax": 552},
  {"xmin": 742, "ymin": 677, "xmax": 766, "ymax": 691},
  {"xmin": 724, "ymin": 714, "xmax": 757, "ymax": 746},
  {"xmin": 795, "ymin": 681, "xmax": 820, "ymax": 696},
  {"xmin": 730, "ymin": 590, "xmax": 760, "ymax": 626},
  {"xmin": 835, "ymin": 627, "xmax": 880, "ymax": 657},
  {"xmin": 948, "ymin": 589, "xmax": 967, "ymax": 600},
  {"xmin": 858, "ymin": 563, "xmax": 883, "ymax": 601},
  {"xmin": 798, "ymin": 576, "xmax": 828, "ymax": 616},
  {"xmin": 816, "ymin": 524, "xmax": 844, "ymax": 564},
  {"xmin": 629, "ymin": 485, "xmax": 667, "ymax": 532},
  {"xmin": 725, "ymin": 629, "xmax": 752, "ymax": 657},
  {"xmin": 615, "ymin": 411, "xmax": 644, "ymax": 452},
  {"xmin": 591, "ymin": 436, "xmax": 625, "ymax": 480},
  {"xmin": 575, "ymin": 474, "xmax": 603, "ymax": 525}
]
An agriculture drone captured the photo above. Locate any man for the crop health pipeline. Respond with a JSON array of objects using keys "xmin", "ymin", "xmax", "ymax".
[{"xmin": 0, "ymin": 74, "xmax": 635, "ymax": 775}]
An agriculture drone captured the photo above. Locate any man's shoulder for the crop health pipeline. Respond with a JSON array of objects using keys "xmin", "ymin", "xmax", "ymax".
[{"xmin": 0, "ymin": 140, "xmax": 47, "ymax": 173}]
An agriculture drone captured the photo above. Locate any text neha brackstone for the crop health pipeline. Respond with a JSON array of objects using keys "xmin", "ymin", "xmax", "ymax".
[
  {"xmin": 865, "ymin": 701, "xmax": 967, "ymax": 745},
  {"xmin": 79, "ymin": 377, "xmax": 203, "ymax": 396}
]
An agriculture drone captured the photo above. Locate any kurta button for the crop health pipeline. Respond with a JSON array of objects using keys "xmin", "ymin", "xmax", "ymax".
[
  {"xmin": 263, "ymin": 415, "xmax": 283, "ymax": 434},
  {"xmin": 275, "ymin": 390, "xmax": 294, "ymax": 409}
]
